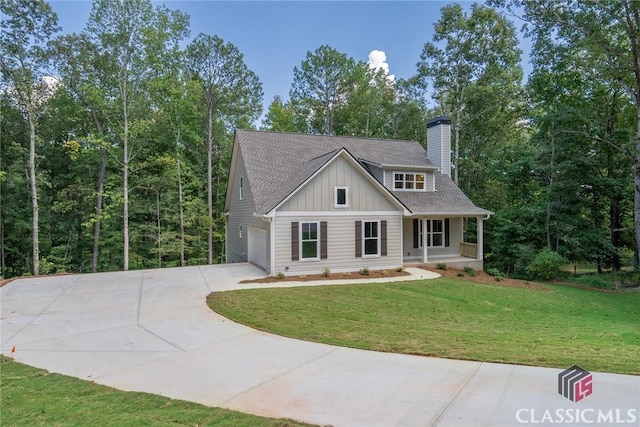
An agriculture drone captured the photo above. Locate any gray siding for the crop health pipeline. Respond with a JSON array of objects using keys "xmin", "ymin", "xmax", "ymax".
[
  {"xmin": 226, "ymin": 147, "xmax": 271, "ymax": 272},
  {"xmin": 427, "ymin": 123, "xmax": 451, "ymax": 177},
  {"xmin": 383, "ymin": 170, "xmax": 435, "ymax": 192},
  {"xmin": 273, "ymin": 214, "xmax": 403, "ymax": 276},
  {"xmin": 366, "ymin": 164, "xmax": 384, "ymax": 184},
  {"xmin": 278, "ymin": 156, "xmax": 398, "ymax": 212}
]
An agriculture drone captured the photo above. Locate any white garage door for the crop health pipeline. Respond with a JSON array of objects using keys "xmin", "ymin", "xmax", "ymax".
[{"xmin": 248, "ymin": 227, "xmax": 268, "ymax": 271}]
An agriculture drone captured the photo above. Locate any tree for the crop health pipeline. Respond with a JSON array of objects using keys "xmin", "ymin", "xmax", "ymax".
[
  {"xmin": 290, "ymin": 45, "xmax": 357, "ymax": 135},
  {"xmin": 416, "ymin": 4, "xmax": 522, "ymax": 186},
  {"xmin": 186, "ymin": 34, "xmax": 262, "ymax": 265},
  {"xmin": 495, "ymin": 0, "xmax": 640, "ymax": 268},
  {"xmin": 85, "ymin": 0, "xmax": 189, "ymax": 271},
  {"xmin": 262, "ymin": 96, "xmax": 299, "ymax": 132},
  {"xmin": 0, "ymin": 0, "xmax": 60, "ymax": 275}
]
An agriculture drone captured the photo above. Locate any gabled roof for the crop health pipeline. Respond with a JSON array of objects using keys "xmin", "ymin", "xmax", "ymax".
[
  {"xmin": 227, "ymin": 129, "xmax": 491, "ymax": 217},
  {"xmin": 265, "ymin": 147, "xmax": 409, "ymax": 215}
]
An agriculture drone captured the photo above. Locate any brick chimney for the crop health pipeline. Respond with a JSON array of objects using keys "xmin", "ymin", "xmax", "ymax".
[{"xmin": 426, "ymin": 116, "xmax": 451, "ymax": 177}]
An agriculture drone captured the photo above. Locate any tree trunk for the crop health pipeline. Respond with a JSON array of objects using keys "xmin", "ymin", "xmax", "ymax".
[
  {"xmin": 156, "ymin": 189, "xmax": 161, "ymax": 268},
  {"xmin": 635, "ymin": 111, "xmax": 640, "ymax": 270},
  {"xmin": 92, "ymin": 147, "xmax": 107, "ymax": 273},
  {"xmin": 207, "ymin": 102, "xmax": 213, "ymax": 265},
  {"xmin": 28, "ymin": 111, "xmax": 39, "ymax": 275},
  {"xmin": 177, "ymin": 156, "xmax": 185, "ymax": 267},
  {"xmin": 123, "ymin": 92, "xmax": 130, "ymax": 271}
]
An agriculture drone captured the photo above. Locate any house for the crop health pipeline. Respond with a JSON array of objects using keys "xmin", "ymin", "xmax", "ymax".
[{"xmin": 224, "ymin": 117, "xmax": 492, "ymax": 276}]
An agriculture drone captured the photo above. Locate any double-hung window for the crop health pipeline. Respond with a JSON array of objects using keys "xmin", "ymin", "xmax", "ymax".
[
  {"xmin": 426, "ymin": 219, "xmax": 444, "ymax": 247},
  {"xmin": 394, "ymin": 172, "xmax": 425, "ymax": 191},
  {"xmin": 363, "ymin": 220, "xmax": 380, "ymax": 256},
  {"xmin": 300, "ymin": 222, "xmax": 319, "ymax": 260}
]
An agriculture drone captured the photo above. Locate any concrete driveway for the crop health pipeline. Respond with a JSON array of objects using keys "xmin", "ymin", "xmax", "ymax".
[{"xmin": 1, "ymin": 264, "xmax": 638, "ymax": 427}]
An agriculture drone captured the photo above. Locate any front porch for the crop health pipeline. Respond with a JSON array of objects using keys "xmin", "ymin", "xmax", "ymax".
[{"xmin": 402, "ymin": 217, "xmax": 485, "ymax": 270}]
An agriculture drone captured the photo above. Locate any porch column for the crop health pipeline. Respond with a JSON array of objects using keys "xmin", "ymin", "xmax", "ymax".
[
  {"xmin": 422, "ymin": 218, "xmax": 428, "ymax": 263},
  {"xmin": 476, "ymin": 217, "xmax": 483, "ymax": 260}
]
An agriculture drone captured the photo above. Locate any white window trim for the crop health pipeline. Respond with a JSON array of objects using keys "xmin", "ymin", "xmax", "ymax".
[
  {"xmin": 426, "ymin": 219, "xmax": 445, "ymax": 248},
  {"xmin": 239, "ymin": 177, "xmax": 244, "ymax": 200},
  {"xmin": 334, "ymin": 186, "xmax": 349, "ymax": 208},
  {"xmin": 362, "ymin": 220, "xmax": 381, "ymax": 258},
  {"xmin": 393, "ymin": 171, "xmax": 426, "ymax": 192},
  {"xmin": 300, "ymin": 221, "xmax": 320, "ymax": 261}
]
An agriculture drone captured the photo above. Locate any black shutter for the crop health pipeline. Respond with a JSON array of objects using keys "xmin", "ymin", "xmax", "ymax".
[
  {"xmin": 381, "ymin": 220, "xmax": 387, "ymax": 256},
  {"xmin": 291, "ymin": 222, "xmax": 299, "ymax": 261},
  {"xmin": 355, "ymin": 220, "xmax": 362, "ymax": 257},
  {"xmin": 445, "ymin": 218, "xmax": 450, "ymax": 247},
  {"xmin": 413, "ymin": 219, "xmax": 419, "ymax": 248},
  {"xmin": 320, "ymin": 221, "xmax": 327, "ymax": 259}
]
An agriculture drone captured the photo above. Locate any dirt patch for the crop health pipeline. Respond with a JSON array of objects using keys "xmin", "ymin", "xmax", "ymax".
[
  {"xmin": 240, "ymin": 269, "xmax": 411, "ymax": 284},
  {"xmin": 417, "ymin": 265, "xmax": 550, "ymax": 290}
]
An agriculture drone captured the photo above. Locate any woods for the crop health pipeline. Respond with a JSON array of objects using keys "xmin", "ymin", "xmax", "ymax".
[{"xmin": 1, "ymin": 0, "xmax": 638, "ymax": 278}]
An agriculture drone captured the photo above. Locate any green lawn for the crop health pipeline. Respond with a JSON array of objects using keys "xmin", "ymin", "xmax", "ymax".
[
  {"xmin": 0, "ymin": 356, "xmax": 311, "ymax": 427},
  {"xmin": 208, "ymin": 279, "xmax": 640, "ymax": 375}
]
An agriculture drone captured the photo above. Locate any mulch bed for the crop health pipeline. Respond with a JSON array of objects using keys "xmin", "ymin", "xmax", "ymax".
[{"xmin": 239, "ymin": 269, "xmax": 411, "ymax": 284}]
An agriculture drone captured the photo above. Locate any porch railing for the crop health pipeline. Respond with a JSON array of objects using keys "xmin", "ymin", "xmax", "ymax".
[{"xmin": 460, "ymin": 242, "xmax": 477, "ymax": 259}]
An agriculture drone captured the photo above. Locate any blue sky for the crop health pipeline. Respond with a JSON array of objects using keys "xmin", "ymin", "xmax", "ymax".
[{"xmin": 49, "ymin": 1, "xmax": 531, "ymax": 121}]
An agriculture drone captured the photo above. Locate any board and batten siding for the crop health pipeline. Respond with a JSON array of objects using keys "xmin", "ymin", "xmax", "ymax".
[
  {"xmin": 273, "ymin": 214, "xmax": 403, "ymax": 276},
  {"xmin": 273, "ymin": 154, "xmax": 404, "ymax": 275},
  {"xmin": 278, "ymin": 156, "xmax": 398, "ymax": 212},
  {"xmin": 226, "ymin": 147, "xmax": 270, "ymax": 271}
]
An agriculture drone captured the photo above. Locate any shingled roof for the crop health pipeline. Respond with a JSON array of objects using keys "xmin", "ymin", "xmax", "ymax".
[{"xmin": 231, "ymin": 129, "xmax": 491, "ymax": 217}]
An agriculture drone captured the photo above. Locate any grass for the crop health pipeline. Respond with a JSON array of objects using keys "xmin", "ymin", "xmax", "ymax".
[
  {"xmin": 208, "ymin": 278, "xmax": 640, "ymax": 375},
  {"xmin": 0, "ymin": 356, "xmax": 311, "ymax": 427}
]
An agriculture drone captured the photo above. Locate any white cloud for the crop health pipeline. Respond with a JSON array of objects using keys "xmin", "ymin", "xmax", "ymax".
[{"xmin": 368, "ymin": 50, "xmax": 395, "ymax": 82}]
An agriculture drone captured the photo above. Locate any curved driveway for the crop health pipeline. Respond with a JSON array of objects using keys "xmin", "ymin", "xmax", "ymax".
[{"xmin": 1, "ymin": 264, "xmax": 638, "ymax": 426}]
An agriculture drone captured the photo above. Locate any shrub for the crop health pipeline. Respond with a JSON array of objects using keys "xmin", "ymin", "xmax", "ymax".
[
  {"xmin": 322, "ymin": 267, "xmax": 331, "ymax": 277},
  {"xmin": 276, "ymin": 272, "xmax": 285, "ymax": 279},
  {"xmin": 486, "ymin": 267, "xmax": 504, "ymax": 282},
  {"xmin": 526, "ymin": 248, "xmax": 568, "ymax": 280},
  {"xmin": 456, "ymin": 272, "xmax": 465, "ymax": 277},
  {"xmin": 463, "ymin": 266, "xmax": 476, "ymax": 276},
  {"xmin": 381, "ymin": 270, "xmax": 389, "ymax": 276},
  {"xmin": 436, "ymin": 263, "xmax": 447, "ymax": 270},
  {"xmin": 360, "ymin": 267, "xmax": 370, "ymax": 276}
]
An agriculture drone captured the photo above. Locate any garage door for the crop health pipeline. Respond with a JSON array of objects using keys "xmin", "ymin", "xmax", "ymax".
[{"xmin": 248, "ymin": 227, "xmax": 268, "ymax": 271}]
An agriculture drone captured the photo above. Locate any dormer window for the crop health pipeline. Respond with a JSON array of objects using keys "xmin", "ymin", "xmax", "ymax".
[{"xmin": 394, "ymin": 172, "xmax": 425, "ymax": 191}]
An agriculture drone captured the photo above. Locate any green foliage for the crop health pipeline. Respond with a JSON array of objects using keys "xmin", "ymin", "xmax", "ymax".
[
  {"xmin": 322, "ymin": 267, "xmax": 331, "ymax": 277},
  {"xmin": 360, "ymin": 267, "xmax": 370, "ymax": 276},
  {"xmin": 436, "ymin": 263, "xmax": 447, "ymax": 271},
  {"xmin": 526, "ymin": 248, "xmax": 569, "ymax": 280},
  {"xmin": 463, "ymin": 266, "xmax": 476, "ymax": 277},
  {"xmin": 486, "ymin": 267, "xmax": 504, "ymax": 281},
  {"xmin": 276, "ymin": 272, "xmax": 285, "ymax": 279}
]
